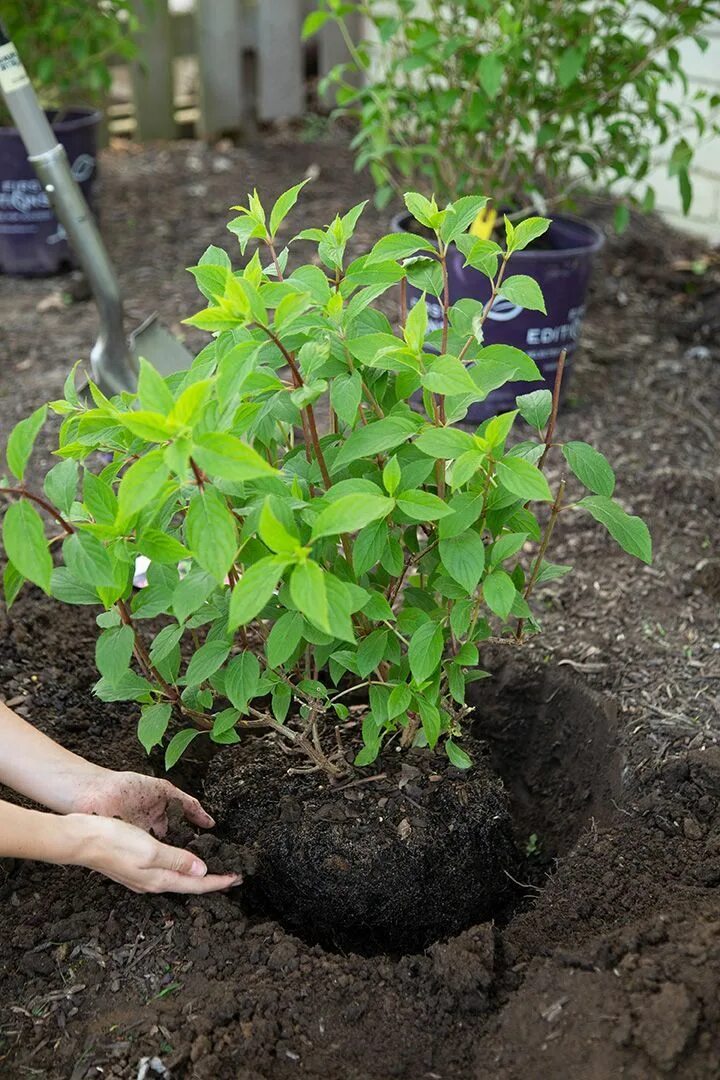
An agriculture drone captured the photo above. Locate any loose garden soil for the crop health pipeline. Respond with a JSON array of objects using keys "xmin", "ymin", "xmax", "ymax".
[{"xmin": 1, "ymin": 131, "xmax": 719, "ymax": 1079}]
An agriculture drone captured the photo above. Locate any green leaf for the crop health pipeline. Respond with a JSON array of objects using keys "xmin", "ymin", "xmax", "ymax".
[
  {"xmin": 415, "ymin": 426, "xmax": 475, "ymax": 459},
  {"xmin": 472, "ymin": 345, "xmax": 542, "ymax": 398},
  {"xmin": 119, "ymin": 411, "xmax": 175, "ymax": 442},
  {"xmin": 185, "ymin": 640, "xmax": 231, "ymax": 686},
  {"xmin": 259, "ymin": 498, "xmax": 300, "ymax": 554},
  {"xmin": 43, "ymin": 460, "xmax": 78, "ymax": 517},
  {"xmin": 84, "ymin": 471, "xmax": 118, "ymax": 524},
  {"xmin": 311, "ymin": 494, "xmax": 394, "ymax": 540},
  {"xmin": 353, "ymin": 519, "xmax": 387, "ymax": 576},
  {"xmin": 138, "ymin": 702, "xmax": 172, "ymax": 754},
  {"xmin": 290, "ymin": 560, "xmax": 330, "ymax": 633},
  {"xmin": 186, "ymin": 488, "xmax": 237, "ymax": 583},
  {"xmin": 557, "ymin": 45, "xmax": 585, "ymax": 88},
  {"xmin": 266, "ymin": 611, "xmax": 304, "ymax": 668},
  {"xmin": 405, "ymin": 258, "xmax": 444, "ymax": 297},
  {"xmin": 357, "ymin": 628, "xmax": 388, "ymax": 678},
  {"xmin": 441, "ymin": 196, "xmax": 490, "ymax": 245},
  {"xmin": 511, "ymin": 217, "xmax": 552, "ymax": 252},
  {"xmin": 382, "ymin": 456, "xmax": 402, "ymax": 496},
  {"xmin": 228, "ymin": 556, "xmax": 288, "ymax": 629},
  {"xmin": 396, "ymin": 489, "xmax": 453, "ymax": 521},
  {"xmin": 421, "ymin": 356, "xmax": 478, "ymax": 396},
  {"xmin": 332, "ymin": 415, "xmax": 420, "ymax": 473},
  {"xmin": 366, "ymin": 233, "xmax": 435, "ymax": 265},
  {"xmin": 50, "ymin": 567, "xmax": 100, "ymax": 605},
  {"xmin": 483, "ymin": 569, "xmax": 516, "ymax": 619},
  {"xmin": 3, "ymin": 560, "xmax": 24, "ymax": 609},
  {"xmin": 272, "ymin": 681, "xmax": 291, "ymax": 723},
  {"xmin": 137, "ymin": 530, "xmax": 190, "ymax": 564},
  {"xmin": 331, "ymin": 371, "xmax": 363, "ymax": 427},
  {"xmin": 225, "ymin": 651, "xmax": 260, "ymax": 710},
  {"xmin": 577, "ymin": 496, "xmax": 652, "ymax": 564},
  {"xmin": 417, "ymin": 697, "xmax": 441, "ymax": 749},
  {"xmin": 173, "ymin": 569, "xmax": 216, "ymax": 623},
  {"xmin": 404, "ymin": 191, "xmax": 440, "ymax": 230},
  {"xmin": 269, "ymin": 179, "xmax": 310, "ymax": 236},
  {"xmin": 446, "ymin": 739, "xmax": 472, "ymax": 769},
  {"xmin": 388, "ymin": 682, "xmax": 412, "ymax": 720},
  {"xmin": 138, "ymin": 358, "xmax": 175, "ymax": 414},
  {"xmin": 478, "ymin": 53, "xmax": 503, "ymax": 98},
  {"xmin": 490, "ymin": 532, "xmax": 528, "ymax": 566},
  {"xmin": 6, "ymin": 405, "xmax": 47, "ymax": 482},
  {"xmin": 498, "ymin": 276, "xmax": 546, "ymax": 314},
  {"xmin": 150, "ymin": 623, "xmax": 185, "ymax": 665},
  {"xmin": 94, "ymin": 671, "xmax": 153, "ymax": 703},
  {"xmin": 192, "ymin": 432, "xmax": 276, "ymax": 481},
  {"xmin": 439, "ymin": 532, "xmax": 485, "ymax": 593},
  {"xmin": 64, "ymin": 531, "xmax": 116, "ymax": 590},
  {"xmin": 116, "ymin": 450, "xmax": 169, "ymax": 526},
  {"xmin": 211, "ymin": 708, "xmax": 240, "ymax": 742},
  {"xmin": 96, "ymin": 624, "xmax": 135, "ymax": 684},
  {"xmin": 408, "ymin": 621, "xmax": 444, "ymax": 683},
  {"xmin": 496, "ymin": 457, "xmax": 552, "ymax": 502},
  {"xmin": 302, "ymin": 10, "xmax": 330, "ymax": 39},
  {"xmin": 2, "ymin": 500, "xmax": 52, "ymax": 593},
  {"xmin": 404, "ymin": 294, "xmax": 428, "ymax": 351},
  {"xmin": 536, "ymin": 561, "xmax": 573, "ymax": 584},
  {"xmin": 165, "ymin": 728, "xmax": 201, "ymax": 770},
  {"xmin": 516, "ymin": 389, "xmax": 552, "ymax": 430},
  {"xmin": 562, "ymin": 442, "xmax": 616, "ymax": 497}
]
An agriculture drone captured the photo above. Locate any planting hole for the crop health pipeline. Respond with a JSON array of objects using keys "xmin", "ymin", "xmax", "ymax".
[{"xmin": 207, "ymin": 663, "xmax": 621, "ymax": 957}]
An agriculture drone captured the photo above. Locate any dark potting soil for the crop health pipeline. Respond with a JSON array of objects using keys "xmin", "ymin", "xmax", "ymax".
[
  {"xmin": 1, "ymin": 134, "xmax": 720, "ymax": 1079},
  {"xmin": 205, "ymin": 735, "xmax": 517, "ymax": 954}
]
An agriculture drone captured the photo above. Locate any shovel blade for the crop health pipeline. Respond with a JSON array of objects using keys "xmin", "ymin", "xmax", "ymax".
[{"xmin": 129, "ymin": 314, "xmax": 194, "ymax": 377}]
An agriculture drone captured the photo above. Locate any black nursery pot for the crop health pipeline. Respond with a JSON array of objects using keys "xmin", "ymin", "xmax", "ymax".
[
  {"xmin": 393, "ymin": 211, "xmax": 605, "ymax": 422},
  {"xmin": 0, "ymin": 107, "xmax": 101, "ymax": 276}
]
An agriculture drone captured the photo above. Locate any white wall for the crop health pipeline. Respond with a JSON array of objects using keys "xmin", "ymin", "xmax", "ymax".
[{"xmin": 648, "ymin": 18, "xmax": 720, "ymax": 241}]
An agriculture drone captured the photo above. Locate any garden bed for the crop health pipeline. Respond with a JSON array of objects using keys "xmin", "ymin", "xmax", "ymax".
[{"xmin": 1, "ymin": 135, "xmax": 719, "ymax": 1079}]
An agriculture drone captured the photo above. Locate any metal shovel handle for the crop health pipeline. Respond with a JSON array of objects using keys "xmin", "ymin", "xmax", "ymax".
[{"xmin": 0, "ymin": 22, "xmax": 136, "ymax": 393}]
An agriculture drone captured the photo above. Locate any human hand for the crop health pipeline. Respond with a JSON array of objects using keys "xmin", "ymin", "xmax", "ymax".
[
  {"xmin": 71, "ymin": 769, "xmax": 215, "ymax": 838},
  {"xmin": 63, "ymin": 813, "xmax": 241, "ymax": 894}
]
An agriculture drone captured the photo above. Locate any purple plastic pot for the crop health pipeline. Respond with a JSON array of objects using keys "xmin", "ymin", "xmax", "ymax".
[
  {"xmin": 394, "ymin": 211, "xmax": 605, "ymax": 422},
  {"xmin": 0, "ymin": 107, "xmax": 101, "ymax": 276}
]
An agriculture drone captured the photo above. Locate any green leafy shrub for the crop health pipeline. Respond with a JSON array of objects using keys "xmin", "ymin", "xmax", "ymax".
[
  {"xmin": 0, "ymin": 185, "xmax": 651, "ymax": 776},
  {"xmin": 305, "ymin": 0, "xmax": 720, "ymax": 223},
  {"xmin": 1, "ymin": 1, "xmax": 138, "ymax": 124}
]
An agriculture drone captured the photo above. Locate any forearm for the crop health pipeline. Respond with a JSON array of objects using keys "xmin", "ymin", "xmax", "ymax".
[
  {"xmin": 0, "ymin": 798, "xmax": 86, "ymax": 865},
  {"xmin": 0, "ymin": 702, "xmax": 107, "ymax": 813}
]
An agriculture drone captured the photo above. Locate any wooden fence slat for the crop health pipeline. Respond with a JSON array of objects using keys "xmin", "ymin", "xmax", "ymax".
[
  {"xmin": 131, "ymin": 0, "xmax": 177, "ymax": 141},
  {"xmin": 195, "ymin": 0, "xmax": 245, "ymax": 138},
  {"xmin": 257, "ymin": 0, "xmax": 304, "ymax": 122}
]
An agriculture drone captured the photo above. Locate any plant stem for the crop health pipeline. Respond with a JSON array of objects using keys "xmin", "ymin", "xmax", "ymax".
[
  {"xmin": 1, "ymin": 487, "xmax": 74, "ymax": 535},
  {"xmin": 515, "ymin": 478, "xmax": 566, "ymax": 642},
  {"xmin": 538, "ymin": 349, "xmax": 566, "ymax": 471}
]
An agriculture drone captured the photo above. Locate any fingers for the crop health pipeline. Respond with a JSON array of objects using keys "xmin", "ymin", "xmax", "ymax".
[
  {"xmin": 152, "ymin": 840, "xmax": 208, "ymax": 877},
  {"xmin": 164, "ymin": 784, "xmax": 215, "ymax": 829},
  {"xmin": 146, "ymin": 870, "xmax": 242, "ymax": 894}
]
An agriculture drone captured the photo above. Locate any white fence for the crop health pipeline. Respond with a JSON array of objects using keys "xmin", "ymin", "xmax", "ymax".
[{"xmin": 115, "ymin": 0, "xmax": 361, "ymax": 140}]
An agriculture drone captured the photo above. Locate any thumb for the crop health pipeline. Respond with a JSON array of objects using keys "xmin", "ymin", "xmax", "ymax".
[{"xmin": 152, "ymin": 841, "xmax": 208, "ymax": 877}]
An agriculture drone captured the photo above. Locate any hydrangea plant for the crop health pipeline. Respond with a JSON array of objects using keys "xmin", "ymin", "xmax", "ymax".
[
  {"xmin": 0, "ymin": 185, "xmax": 651, "ymax": 777},
  {"xmin": 305, "ymin": 0, "xmax": 720, "ymax": 225},
  {"xmin": 1, "ymin": 1, "xmax": 138, "ymax": 125}
]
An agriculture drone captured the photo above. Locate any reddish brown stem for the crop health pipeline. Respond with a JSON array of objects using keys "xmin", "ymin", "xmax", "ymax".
[
  {"xmin": 2, "ymin": 487, "xmax": 74, "ymax": 535},
  {"xmin": 538, "ymin": 349, "xmax": 566, "ymax": 471},
  {"xmin": 189, "ymin": 457, "xmax": 205, "ymax": 491}
]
